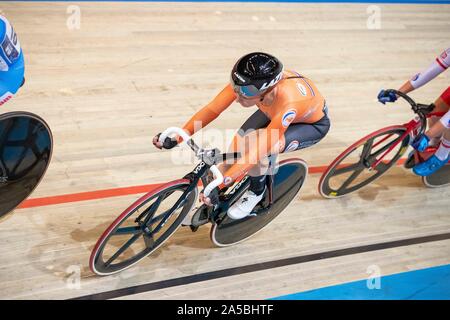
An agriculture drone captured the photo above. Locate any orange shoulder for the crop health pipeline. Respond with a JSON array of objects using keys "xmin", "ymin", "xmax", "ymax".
[{"xmin": 272, "ymin": 72, "xmax": 325, "ymax": 123}]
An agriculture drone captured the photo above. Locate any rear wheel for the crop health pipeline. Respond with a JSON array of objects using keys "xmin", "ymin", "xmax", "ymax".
[
  {"xmin": 0, "ymin": 112, "xmax": 53, "ymax": 220},
  {"xmin": 90, "ymin": 180, "xmax": 198, "ymax": 276},
  {"xmin": 422, "ymin": 164, "xmax": 450, "ymax": 188},
  {"xmin": 210, "ymin": 158, "xmax": 308, "ymax": 247},
  {"xmin": 319, "ymin": 126, "xmax": 409, "ymax": 198}
]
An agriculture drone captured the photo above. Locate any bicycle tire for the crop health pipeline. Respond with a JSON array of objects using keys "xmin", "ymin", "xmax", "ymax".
[{"xmin": 90, "ymin": 179, "xmax": 197, "ymax": 276}]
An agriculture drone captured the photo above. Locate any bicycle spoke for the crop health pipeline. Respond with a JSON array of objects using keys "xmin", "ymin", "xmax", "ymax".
[
  {"xmin": 135, "ymin": 190, "xmax": 175, "ymax": 223},
  {"xmin": 333, "ymin": 162, "xmax": 363, "ymax": 176},
  {"xmin": 112, "ymin": 226, "xmax": 141, "ymax": 236},
  {"xmin": 105, "ymin": 233, "xmax": 142, "ymax": 267},
  {"xmin": 147, "ymin": 207, "xmax": 172, "ymax": 224},
  {"xmin": 141, "ymin": 192, "xmax": 166, "ymax": 225},
  {"xmin": 338, "ymin": 168, "xmax": 365, "ymax": 192},
  {"xmin": 142, "ymin": 225, "xmax": 155, "ymax": 248},
  {"xmin": 371, "ymin": 138, "xmax": 399, "ymax": 158},
  {"xmin": 360, "ymin": 139, "xmax": 374, "ymax": 161},
  {"xmin": 152, "ymin": 192, "xmax": 189, "ymax": 233},
  {"xmin": 373, "ymin": 161, "xmax": 390, "ymax": 172}
]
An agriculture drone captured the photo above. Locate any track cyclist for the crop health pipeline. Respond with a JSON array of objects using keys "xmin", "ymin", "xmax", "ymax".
[
  {"xmin": 378, "ymin": 47, "xmax": 450, "ymax": 176},
  {"xmin": 153, "ymin": 52, "xmax": 330, "ymax": 220},
  {"xmin": 0, "ymin": 15, "xmax": 25, "ymax": 106}
]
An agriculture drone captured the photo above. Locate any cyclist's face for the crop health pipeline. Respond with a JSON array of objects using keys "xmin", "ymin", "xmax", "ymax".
[{"xmin": 236, "ymin": 94, "xmax": 260, "ymax": 107}]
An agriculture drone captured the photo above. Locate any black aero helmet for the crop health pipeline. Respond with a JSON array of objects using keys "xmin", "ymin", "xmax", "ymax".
[{"xmin": 230, "ymin": 52, "xmax": 284, "ymax": 97}]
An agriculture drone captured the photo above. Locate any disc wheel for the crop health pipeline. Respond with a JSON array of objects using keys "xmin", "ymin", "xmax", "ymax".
[
  {"xmin": 422, "ymin": 164, "xmax": 450, "ymax": 188},
  {"xmin": 0, "ymin": 112, "xmax": 53, "ymax": 220},
  {"xmin": 210, "ymin": 158, "xmax": 308, "ymax": 247}
]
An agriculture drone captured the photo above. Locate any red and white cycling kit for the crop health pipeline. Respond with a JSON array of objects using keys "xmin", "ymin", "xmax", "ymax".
[{"xmin": 410, "ymin": 48, "xmax": 450, "ymax": 129}]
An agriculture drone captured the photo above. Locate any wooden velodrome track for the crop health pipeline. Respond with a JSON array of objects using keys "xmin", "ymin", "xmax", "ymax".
[{"xmin": 0, "ymin": 2, "xmax": 449, "ymax": 299}]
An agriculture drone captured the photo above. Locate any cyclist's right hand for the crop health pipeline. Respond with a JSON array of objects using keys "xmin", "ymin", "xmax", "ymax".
[
  {"xmin": 377, "ymin": 89, "xmax": 398, "ymax": 104},
  {"xmin": 153, "ymin": 133, "xmax": 179, "ymax": 150},
  {"xmin": 199, "ymin": 187, "xmax": 220, "ymax": 207}
]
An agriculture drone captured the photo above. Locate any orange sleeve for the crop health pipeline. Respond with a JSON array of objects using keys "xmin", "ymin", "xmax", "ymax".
[
  {"xmin": 223, "ymin": 106, "xmax": 296, "ymax": 183},
  {"xmin": 181, "ymin": 84, "xmax": 236, "ymax": 137}
]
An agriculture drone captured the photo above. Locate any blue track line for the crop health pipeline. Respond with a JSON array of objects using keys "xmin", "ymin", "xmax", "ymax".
[
  {"xmin": 5, "ymin": 0, "xmax": 450, "ymax": 5},
  {"xmin": 271, "ymin": 264, "xmax": 450, "ymax": 300}
]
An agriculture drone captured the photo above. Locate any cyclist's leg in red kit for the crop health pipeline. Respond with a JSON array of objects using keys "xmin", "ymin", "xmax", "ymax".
[
  {"xmin": 427, "ymin": 87, "xmax": 450, "ymax": 145},
  {"xmin": 440, "ymin": 86, "xmax": 450, "ymax": 107}
]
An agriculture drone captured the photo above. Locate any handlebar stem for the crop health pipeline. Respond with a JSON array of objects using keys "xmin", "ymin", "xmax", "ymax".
[{"xmin": 159, "ymin": 127, "xmax": 224, "ymax": 197}]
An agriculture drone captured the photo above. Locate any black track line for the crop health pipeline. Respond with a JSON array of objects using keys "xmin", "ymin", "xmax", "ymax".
[{"xmin": 72, "ymin": 232, "xmax": 450, "ymax": 300}]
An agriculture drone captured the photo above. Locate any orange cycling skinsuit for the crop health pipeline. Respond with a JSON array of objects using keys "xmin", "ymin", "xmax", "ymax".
[
  {"xmin": 181, "ymin": 70, "xmax": 329, "ymax": 184},
  {"xmin": 154, "ymin": 52, "xmax": 330, "ymax": 219}
]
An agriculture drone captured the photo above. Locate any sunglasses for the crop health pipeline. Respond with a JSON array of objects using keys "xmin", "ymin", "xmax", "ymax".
[{"xmin": 230, "ymin": 77, "xmax": 263, "ymax": 98}]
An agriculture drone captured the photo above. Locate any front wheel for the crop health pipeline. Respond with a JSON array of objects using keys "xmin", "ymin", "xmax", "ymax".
[
  {"xmin": 319, "ymin": 126, "xmax": 409, "ymax": 198},
  {"xmin": 90, "ymin": 179, "xmax": 198, "ymax": 276}
]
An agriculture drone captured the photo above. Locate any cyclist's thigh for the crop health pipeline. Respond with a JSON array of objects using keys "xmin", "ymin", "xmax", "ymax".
[
  {"xmin": 434, "ymin": 87, "xmax": 450, "ymax": 112},
  {"xmin": 238, "ymin": 109, "xmax": 271, "ymax": 134},
  {"xmin": 282, "ymin": 115, "xmax": 331, "ymax": 152},
  {"xmin": 227, "ymin": 109, "xmax": 271, "ymax": 153}
]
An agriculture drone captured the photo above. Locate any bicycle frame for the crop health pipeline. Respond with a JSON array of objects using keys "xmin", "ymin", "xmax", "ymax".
[
  {"xmin": 157, "ymin": 127, "xmax": 276, "ymax": 227},
  {"xmin": 187, "ymin": 162, "xmax": 275, "ymax": 226},
  {"xmin": 370, "ymin": 111, "xmax": 445, "ymax": 170}
]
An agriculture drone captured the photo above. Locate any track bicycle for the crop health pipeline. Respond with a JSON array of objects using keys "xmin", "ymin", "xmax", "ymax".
[
  {"xmin": 319, "ymin": 89, "xmax": 449, "ymax": 198},
  {"xmin": 90, "ymin": 127, "xmax": 308, "ymax": 276}
]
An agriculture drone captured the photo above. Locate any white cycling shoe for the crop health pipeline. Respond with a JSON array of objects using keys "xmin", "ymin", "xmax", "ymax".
[{"xmin": 227, "ymin": 187, "xmax": 266, "ymax": 220}]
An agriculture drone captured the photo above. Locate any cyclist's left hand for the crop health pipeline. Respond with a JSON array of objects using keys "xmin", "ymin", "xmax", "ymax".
[
  {"xmin": 411, "ymin": 133, "xmax": 430, "ymax": 152},
  {"xmin": 153, "ymin": 133, "xmax": 179, "ymax": 150},
  {"xmin": 377, "ymin": 89, "xmax": 398, "ymax": 104}
]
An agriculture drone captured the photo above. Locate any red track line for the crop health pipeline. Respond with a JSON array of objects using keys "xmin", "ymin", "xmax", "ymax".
[
  {"xmin": 18, "ymin": 184, "xmax": 160, "ymax": 209},
  {"xmin": 18, "ymin": 158, "xmax": 407, "ymax": 210}
]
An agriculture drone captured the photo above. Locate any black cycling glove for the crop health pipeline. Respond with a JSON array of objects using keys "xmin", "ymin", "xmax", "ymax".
[{"xmin": 155, "ymin": 133, "xmax": 179, "ymax": 149}]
